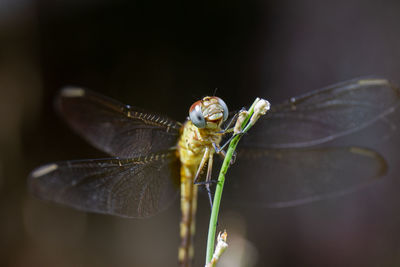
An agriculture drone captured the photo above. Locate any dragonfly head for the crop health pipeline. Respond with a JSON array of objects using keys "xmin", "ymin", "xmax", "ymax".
[{"xmin": 189, "ymin": 96, "xmax": 228, "ymax": 129}]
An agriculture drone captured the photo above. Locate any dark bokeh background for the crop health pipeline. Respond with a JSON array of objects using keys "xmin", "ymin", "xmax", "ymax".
[{"xmin": 2, "ymin": 0, "xmax": 400, "ymax": 266}]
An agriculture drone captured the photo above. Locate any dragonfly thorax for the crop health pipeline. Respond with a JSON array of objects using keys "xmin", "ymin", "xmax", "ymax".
[{"xmin": 178, "ymin": 120, "xmax": 222, "ymax": 166}]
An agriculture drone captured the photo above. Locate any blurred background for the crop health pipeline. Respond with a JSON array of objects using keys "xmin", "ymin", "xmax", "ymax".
[{"xmin": 2, "ymin": 0, "xmax": 400, "ymax": 266}]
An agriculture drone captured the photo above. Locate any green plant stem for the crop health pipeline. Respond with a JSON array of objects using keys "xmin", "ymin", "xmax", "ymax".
[{"xmin": 205, "ymin": 98, "xmax": 260, "ymax": 265}]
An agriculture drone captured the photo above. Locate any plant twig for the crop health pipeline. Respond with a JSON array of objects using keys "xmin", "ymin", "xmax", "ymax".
[{"xmin": 205, "ymin": 98, "xmax": 270, "ymax": 266}]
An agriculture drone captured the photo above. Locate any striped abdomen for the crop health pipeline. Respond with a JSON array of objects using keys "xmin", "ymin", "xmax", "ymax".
[
  {"xmin": 177, "ymin": 120, "xmax": 222, "ymax": 267},
  {"xmin": 178, "ymin": 165, "xmax": 198, "ymax": 267}
]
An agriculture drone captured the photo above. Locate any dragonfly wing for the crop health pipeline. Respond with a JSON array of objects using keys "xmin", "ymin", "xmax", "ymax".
[
  {"xmin": 28, "ymin": 152, "xmax": 180, "ymax": 218},
  {"xmin": 226, "ymin": 146, "xmax": 387, "ymax": 207},
  {"xmin": 57, "ymin": 87, "xmax": 182, "ymax": 158},
  {"xmin": 243, "ymin": 78, "xmax": 400, "ymax": 148}
]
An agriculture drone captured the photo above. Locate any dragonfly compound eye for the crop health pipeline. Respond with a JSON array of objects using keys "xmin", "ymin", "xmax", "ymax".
[
  {"xmin": 189, "ymin": 101, "xmax": 206, "ymax": 128},
  {"xmin": 216, "ymin": 97, "xmax": 229, "ymax": 122}
]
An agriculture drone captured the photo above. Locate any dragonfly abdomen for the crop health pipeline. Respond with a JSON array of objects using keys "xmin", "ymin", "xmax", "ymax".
[
  {"xmin": 178, "ymin": 165, "xmax": 198, "ymax": 267},
  {"xmin": 177, "ymin": 121, "xmax": 222, "ymax": 267}
]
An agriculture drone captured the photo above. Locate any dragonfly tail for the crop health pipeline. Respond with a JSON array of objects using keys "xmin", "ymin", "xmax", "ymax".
[{"xmin": 178, "ymin": 168, "xmax": 198, "ymax": 267}]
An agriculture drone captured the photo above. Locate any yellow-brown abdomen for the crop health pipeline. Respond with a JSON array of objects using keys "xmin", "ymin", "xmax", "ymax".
[
  {"xmin": 177, "ymin": 121, "xmax": 222, "ymax": 267},
  {"xmin": 178, "ymin": 165, "xmax": 198, "ymax": 267}
]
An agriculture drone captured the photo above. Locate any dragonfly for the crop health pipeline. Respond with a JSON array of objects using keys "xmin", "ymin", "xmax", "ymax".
[{"xmin": 28, "ymin": 77, "xmax": 400, "ymax": 267}]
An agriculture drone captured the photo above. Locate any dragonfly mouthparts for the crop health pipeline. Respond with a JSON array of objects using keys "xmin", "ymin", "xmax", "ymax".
[
  {"xmin": 201, "ymin": 98, "xmax": 225, "ymax": 120},
  {"xmin": 206, "ymin": 111, "xmax": 223, "ymax": 121}
]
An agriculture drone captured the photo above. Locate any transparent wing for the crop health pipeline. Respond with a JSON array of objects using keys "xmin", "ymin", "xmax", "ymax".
[
  {"xmin": 225, "ymin": 146, "xmax": 387, "ymax": 207},
  {"xmin": 243, "ymin": 78, "xmax": 400, "ymax": 148},
  {"xmin": 56, "ymin": 87, "xmax": 182, "ymax": 158},
  {"xmin": 28, "ymin": 152, "xmax": 180, "ymax": 218}
]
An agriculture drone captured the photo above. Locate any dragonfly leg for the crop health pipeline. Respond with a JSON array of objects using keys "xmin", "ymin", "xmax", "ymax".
[
  {"xmin": 217, "ymin": 130, "xmax": 246, "ymax": 153},
  {"xmin": 205, "ymin": 152, "xmax": 215, "ymax": 209},
  {"xmin": 216, "ymin": 107, "xmax": 246, "ymax": 135},
  {"xmin": 216, "ymin": 135, "xmax": 234, "ymax": 152},
  {"xmin": 221, "ymin": 111, "xmax": 240, "ymax": 132},
  {"xmin": 213, "ymin": 142, "xmax": 237, "ymax": 165},
  {"xmin": 193, "ymin": 147, "xmax": 210, "ymax": 184},
  {"xmin": 192, "ymin": 149, "xmax": 215, "ymax": 209},
  {"xmin": 212, "ymin": 142, "xmax": 222, "ymax": 154},
  {"xmin": 194, "ymin": 180, "xmax": 218, "ymax": 185}
]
